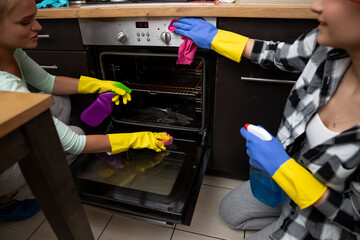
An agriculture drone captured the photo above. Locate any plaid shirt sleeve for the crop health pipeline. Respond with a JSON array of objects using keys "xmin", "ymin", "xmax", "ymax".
[{"xmin": 250, "ymin": 28, "xmax": 319, "ymax": 73}]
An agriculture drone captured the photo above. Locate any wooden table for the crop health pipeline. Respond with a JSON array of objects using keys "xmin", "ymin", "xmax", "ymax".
[{"xmin": 0, "ymin": 91, "xmax": 94, "ymax": 240}]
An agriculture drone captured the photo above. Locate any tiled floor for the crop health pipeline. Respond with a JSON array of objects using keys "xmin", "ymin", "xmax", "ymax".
[{"xmin": 0, "ymin": 175, "xmax": 254, "ymax": 240}]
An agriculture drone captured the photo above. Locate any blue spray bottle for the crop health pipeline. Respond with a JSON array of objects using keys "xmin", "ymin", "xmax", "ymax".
[{"xmin": 244, "ymin": 124, "xmax": 287, "ymax": 208}]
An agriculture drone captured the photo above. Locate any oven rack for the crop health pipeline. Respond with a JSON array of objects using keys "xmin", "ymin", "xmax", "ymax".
[{"xmin": 125, "ymin": 79, "xmax": 202, "ymax": 96}]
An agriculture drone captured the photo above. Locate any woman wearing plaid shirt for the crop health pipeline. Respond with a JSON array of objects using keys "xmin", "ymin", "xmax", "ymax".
[{"xmin": 173, "ymin": 0, "xmax": 360, "ymax": 239}]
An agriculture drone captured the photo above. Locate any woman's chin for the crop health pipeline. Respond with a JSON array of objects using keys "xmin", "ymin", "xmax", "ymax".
[
  {"xmin": 317, "ymin": 36, "xmax": 331, "ymax": 47},
  {"xmin": 24, "ymin": 43, "xmax": 38, "ymax": 49}
]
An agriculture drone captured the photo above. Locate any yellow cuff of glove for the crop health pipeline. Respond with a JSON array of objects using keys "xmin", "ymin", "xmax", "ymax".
[
  {"xmin": 272, "ymin": 158, "xmax": 327, "ymax": 209},
  {"xmin": 78, "ymin": 76, "xmax": 104, "ymax": 94},
  {"xmin": 211, "ymin": 30, "xmax": 249, "ymax": 63}
]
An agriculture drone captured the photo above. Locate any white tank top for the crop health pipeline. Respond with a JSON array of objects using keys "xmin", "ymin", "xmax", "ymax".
[
  {"xmin": 306, "ymin": 113, "xmax": 339, "ymax": 148},
  {"xmin": 305, "ymin": 114, "xmax": 357, "ymax": 191}
]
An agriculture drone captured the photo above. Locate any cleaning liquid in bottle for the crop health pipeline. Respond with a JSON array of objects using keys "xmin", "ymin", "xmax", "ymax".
[{"xmin": 244, "ymin": 124, "xmax": 286, "ymax": 208}]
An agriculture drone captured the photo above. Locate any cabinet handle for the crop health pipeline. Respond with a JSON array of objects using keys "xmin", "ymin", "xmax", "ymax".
[
  {"xmin": 38, "ymin": 34, "xmax": 50, "ymax": 39},
  {"xmin": 241, "ymin": 77, "xmax": 296, "ymax": 85},
  {"xmin": 40, "ymin": 65, "xmax": 58, "ymax": 70}
]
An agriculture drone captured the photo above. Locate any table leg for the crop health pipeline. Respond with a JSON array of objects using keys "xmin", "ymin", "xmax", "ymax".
[{"xmin": 19, "ymin": 110, "xmax": 94, "ymax": 240}]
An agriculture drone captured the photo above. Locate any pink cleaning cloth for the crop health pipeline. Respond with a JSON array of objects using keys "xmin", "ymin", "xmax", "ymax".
[
  {"xmin": 158, "ymin": 132, "xmax": 174, "ymax": 146},
  {"xmin": 168, "ymin": 19, "xmax": 198, "ymax": 65}
]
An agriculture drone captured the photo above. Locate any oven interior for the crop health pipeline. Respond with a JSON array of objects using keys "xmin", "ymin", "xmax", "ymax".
[{"xmin": 99, "ymin": 52, "xmax": 206, "ymax": 132}]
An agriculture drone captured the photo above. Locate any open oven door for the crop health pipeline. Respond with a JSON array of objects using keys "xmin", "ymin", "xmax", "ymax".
[
  {"xmin": 71, "ymin": 137, "xmax": 210, "ymax": 225},
  {"xmin": 71, "ymin": 25, "xmax": 215, "ymax": 225}
]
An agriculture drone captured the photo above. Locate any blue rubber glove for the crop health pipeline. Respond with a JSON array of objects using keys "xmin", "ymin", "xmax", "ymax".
[
  {"xmin": 240, "ymin": 127, "xmax": 291, "ymax": 176},
  {"xmin": 241, "ymin": 126, "xmax": 328, "ymax": 209},
  {"xmin": 172, "ymin": 18, "xmax": 218, "ymax": 49}
]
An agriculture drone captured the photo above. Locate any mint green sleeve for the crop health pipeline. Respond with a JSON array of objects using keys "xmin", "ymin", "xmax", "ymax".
[
  {"xmin": 15, "ymin": 49, "xmax": 55, "ymax": 93},
  {"xmin": 52, "ymin": 117, "xmax": 86, "ymax": 154}
]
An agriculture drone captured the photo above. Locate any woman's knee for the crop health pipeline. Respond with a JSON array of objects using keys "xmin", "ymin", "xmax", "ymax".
[
  {"xmin": 219, "ymin": 181, "xmax": 253, "ymax": 228},
  {"xmin": 219, "ymin": 181, "xmax": 281, "ymax": 230}
]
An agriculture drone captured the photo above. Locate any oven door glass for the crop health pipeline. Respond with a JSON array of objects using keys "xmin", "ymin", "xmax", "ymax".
[{"xmin": 72, "ymin": 138, "xmax": 210, "ymax": 225}]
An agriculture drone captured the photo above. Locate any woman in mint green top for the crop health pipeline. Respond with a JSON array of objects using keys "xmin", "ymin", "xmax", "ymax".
[
  {"xmin": 0, "ymin": 0, "xmax": 170, "ymax": 221},
  {"xmin": 0, "ymin": 48, "xmax": 87, "ymax": 154}
]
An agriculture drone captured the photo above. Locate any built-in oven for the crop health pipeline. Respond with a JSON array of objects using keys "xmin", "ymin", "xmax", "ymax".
[{"xmin": 72, "ymin": 17, "xmax": 217, "ymax": 225}]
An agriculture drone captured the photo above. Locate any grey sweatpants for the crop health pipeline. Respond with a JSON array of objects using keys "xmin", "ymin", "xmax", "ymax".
[
  {"xmin": 0, "ymin": 95, "xmax": 84, "ymax": 201},
  {"xmin": 219, "ymin": 180, "xmax": 287, "ymax": 240}
]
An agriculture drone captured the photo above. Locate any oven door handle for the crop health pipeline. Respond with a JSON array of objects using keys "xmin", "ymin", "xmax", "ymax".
[
  {"xmin": 38, "ymin": 34, "xmax": 51, "ymax": 39},
  {"xmin": 241, "ymin": 77, "xmax": 296, "ymax": 85},
  {"xmin": 40, "ymin": 65, "xmax": 59, "ymax": 70}
]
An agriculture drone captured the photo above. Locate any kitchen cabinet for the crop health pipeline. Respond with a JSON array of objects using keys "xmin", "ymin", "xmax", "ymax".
[
  {"xmin": 26, "ymin": 19, "xmax": 88, "ymax": 78},
  {"xmin": 25, "ymin": 19, "xmax": 93, "ymax": 130},
  {"xmin": 210, "ymin": 18, "xmax": 318, "ymax": 179}
]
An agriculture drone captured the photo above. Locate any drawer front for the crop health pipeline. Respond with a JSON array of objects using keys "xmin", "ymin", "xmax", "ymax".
[
  {"xmin": 26, "ymin": 50, "xmax": 89, "ymax": 78},
  {"xmin": 36, "ymin": 19, "xmax": 84, "ymax": 51}
]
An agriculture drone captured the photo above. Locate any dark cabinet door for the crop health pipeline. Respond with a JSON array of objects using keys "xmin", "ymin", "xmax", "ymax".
[
  {"xmin": 25, "ymin": 50, "xmax": 89, "ymax": 78},
  {"xmin": 36, "ymin": 19, "xmax": 84, "ymax": 51},
  {"xmin": 211, "ymin": 18, "xmax": 318, "ymax": 179}
]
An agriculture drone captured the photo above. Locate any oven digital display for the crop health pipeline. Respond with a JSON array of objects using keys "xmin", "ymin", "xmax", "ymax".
[{"xmin": 135, "ymin": 22, "xmax": 149, "ymax": 28}]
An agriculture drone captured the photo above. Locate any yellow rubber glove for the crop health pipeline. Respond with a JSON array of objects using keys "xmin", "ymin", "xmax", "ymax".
[
  {"xmin": 272, "ymin": 159, "xmax": 327, "ymax": 209},
  {"xmin": 78, "ymin": 76, "xmax": 132, "ymax": 105},
  {"xmin": 108, "ymin": 132, "xmax": 170, "ymax": 155},
  {"xmin": 211, "ymin": 30, "xmax": 249, "ymax": 63}
]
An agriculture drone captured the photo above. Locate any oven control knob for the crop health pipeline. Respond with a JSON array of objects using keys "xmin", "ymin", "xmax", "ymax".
[
  {"xmin": 160, "ymin": 32, "xmax": 171, "ymax": 44},
  {"xmin": 116, "ymin": 32, "xmax": 127, "ymax": 42}
]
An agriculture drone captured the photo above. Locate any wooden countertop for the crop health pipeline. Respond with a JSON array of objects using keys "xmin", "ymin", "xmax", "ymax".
[
  {"xmin": 0, "ymin": 91, "xmax": 54, "ymax": 138},
  {"xmin": 36, "ymin": 0, "xmax": 317, "ymax": 19}
]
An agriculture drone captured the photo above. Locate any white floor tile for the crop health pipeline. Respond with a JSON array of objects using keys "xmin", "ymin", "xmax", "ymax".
[
  {"xmin": 172, "ymin": 229, "xmax": 223, "ymax": 240},
  {"xmin": 244, "ymin": 230, "xmax": 258, "ymax": 239},
  {"xmin": 203, "ymin": 175, "xmax": 244, "ymax": 189},
  {"xmin": 0, "ymin": 211, "xmax": 45, "ymax": 240},
  {"xmin": 99, "ymin": 213, "xmax": 174, "ymax": 240},
  {"xmin": 29, "ymin": 205, "xmax": 112, "ymax": 240},
  {"xmin": 177, "ymin": 185, "xmax": 244, "ymax": 240}
]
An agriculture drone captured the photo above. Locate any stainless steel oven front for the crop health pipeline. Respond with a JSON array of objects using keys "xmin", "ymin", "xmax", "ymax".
[{"xmin": 73, "ymin": 17, "xmax": 217, "ymax": 225}]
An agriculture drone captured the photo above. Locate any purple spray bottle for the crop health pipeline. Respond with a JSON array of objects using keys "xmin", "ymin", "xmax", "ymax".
[{"xmin": 80, "ymin": 82, "xmax": 132, "ymax": 127}]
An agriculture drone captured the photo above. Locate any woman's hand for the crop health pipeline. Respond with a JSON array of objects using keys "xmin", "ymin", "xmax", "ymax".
[
  {"xmin": 77, "ymin": 76, "xmax": 132, "ymax": 105},
  {"xmin": 173, "ymin": 18, "xmax": 218, "ymax": 49},
  {"xmin": 240, "ymin": 126, "xmax": 328, "ymax": 209},
  {"xmin": 107, "ymin": 132, "xmax": 170, "ymax": 155},
  {"xmin": 240, "ymin": 126, "xmax": 291, "ymax": 176}
]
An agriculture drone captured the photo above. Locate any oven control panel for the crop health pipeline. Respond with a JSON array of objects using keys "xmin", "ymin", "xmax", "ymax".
[{"xmin": 79, "ymin": 17, "xmax": 217, "ymax": 47}]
